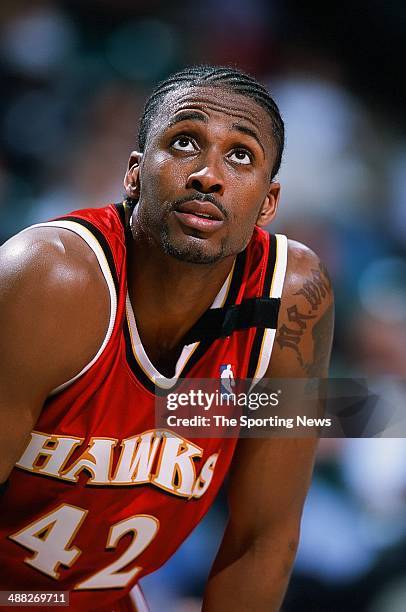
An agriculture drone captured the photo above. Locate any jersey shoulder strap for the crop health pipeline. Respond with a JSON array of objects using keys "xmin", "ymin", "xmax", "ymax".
[{"xmin": 246, "ymin": 231, "xmax": 288, "ymax": 380}]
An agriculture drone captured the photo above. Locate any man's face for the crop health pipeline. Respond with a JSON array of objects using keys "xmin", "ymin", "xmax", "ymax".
[{"xmin": 128, "ymin": 85, "xmax": 279, "ymax": 264}]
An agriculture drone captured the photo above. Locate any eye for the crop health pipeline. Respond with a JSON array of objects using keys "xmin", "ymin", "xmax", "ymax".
[
  {"xmin": 171, "ymin": 136, "xmax": 196, "ymax": 152},
  {"xmin": 228, "ymin": 149, "xmax": 252, "ymax": 165}
]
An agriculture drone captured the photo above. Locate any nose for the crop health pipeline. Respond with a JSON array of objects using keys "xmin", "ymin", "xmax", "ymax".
[{"xmin": 186, "ymin": 164, "xmax": 224, "ymax": 195}]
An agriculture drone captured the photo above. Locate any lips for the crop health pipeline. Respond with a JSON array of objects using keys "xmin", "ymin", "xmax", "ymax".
[
  {"xmin": 175, "ymin": 200, "xmax": 224, "ymax": 221},
  {"xmin": 173, "ymin": 199, "xmax": 225, "ymax": 234}
]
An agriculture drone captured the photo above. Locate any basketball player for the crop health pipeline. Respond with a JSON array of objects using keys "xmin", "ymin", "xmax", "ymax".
[{"xmin": 0, "ymin": 66, "xmax": 334, "ymax": 611}]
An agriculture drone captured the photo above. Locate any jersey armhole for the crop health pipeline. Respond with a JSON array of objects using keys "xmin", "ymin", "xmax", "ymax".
[{"xmin": 19, "ymin": 220, "xmax": 118, "ymax": 395}]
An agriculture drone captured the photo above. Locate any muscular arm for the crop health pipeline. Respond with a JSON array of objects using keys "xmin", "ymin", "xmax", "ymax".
[
  {"xmin": 0, "ymin": 227, "xmax": 109, "ymax": 483},
  {"xmin": 203, "ymin": 240, "xmax": 334, "ymax": 611}
]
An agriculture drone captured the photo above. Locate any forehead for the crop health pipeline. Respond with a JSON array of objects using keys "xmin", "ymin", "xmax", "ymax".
[{"xmin": 153, "ymin": 85, "xmax": 275, "ymax": 149}]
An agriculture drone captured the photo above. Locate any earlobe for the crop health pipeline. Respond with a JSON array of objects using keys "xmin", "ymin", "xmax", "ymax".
[{"xmin": 256, "ymin": 182, "xmax": 280, "ymax": 227}]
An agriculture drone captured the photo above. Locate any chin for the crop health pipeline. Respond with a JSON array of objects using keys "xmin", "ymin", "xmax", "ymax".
[{"xmin": 161, "ymin": 231, "xmax": 225, "ymax": 265}]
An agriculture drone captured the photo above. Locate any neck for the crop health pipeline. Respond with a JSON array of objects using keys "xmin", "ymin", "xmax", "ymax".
[{"xmin": 126, "ymin": 222, "xmax": 235, "ymax": 373}]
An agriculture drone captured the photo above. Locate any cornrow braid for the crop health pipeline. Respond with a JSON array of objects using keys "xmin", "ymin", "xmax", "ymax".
[{"xmin": 138, "ymin": 65, "xmax": 284, "ymax": 179}]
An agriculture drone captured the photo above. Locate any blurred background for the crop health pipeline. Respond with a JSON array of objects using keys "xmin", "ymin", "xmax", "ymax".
[{"xmin": 0, "ymin": 1, "xmax": 405, "ymax": 610}]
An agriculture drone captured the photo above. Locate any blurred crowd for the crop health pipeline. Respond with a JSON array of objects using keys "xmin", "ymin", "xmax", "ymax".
[{"xmin": 0, "ymin": 1, "xmax": 405, "ymax": 610}]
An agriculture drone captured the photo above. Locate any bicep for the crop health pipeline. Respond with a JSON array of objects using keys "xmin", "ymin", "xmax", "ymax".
[
  {"xmin": 0, "ymin": 228, "xmax": 109, "ymax": 481},
  {"xmin": 0, "ymin": 278, "xmax": 55, "ymax": 481},
  {"xmin": 270, "ymin": 240, "xmax": 334, "ymax": 378}
]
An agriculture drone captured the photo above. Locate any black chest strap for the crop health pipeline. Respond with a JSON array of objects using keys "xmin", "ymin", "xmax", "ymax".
[{"xmin": 183, "ymin": 297, "xmax": 281, "ymax": 344}]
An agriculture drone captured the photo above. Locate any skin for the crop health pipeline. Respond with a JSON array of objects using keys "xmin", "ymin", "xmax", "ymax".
[{"xmin": 0, "ymin": 85, "xmax": 334, "ymax": 611}]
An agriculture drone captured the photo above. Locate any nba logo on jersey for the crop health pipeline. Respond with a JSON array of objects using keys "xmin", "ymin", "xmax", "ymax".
[{"xmin": 220, "ymin": 364, "xmax": 236, "ymax": 397}]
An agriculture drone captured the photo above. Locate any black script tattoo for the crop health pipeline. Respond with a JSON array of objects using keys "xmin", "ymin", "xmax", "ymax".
[
  {"xmin": 276, "ymin": 306, "xmax": 316, "ymax": 365},
  {"xmin": 294, "ymin": 268, "xmax": 331, "ymax": 311},
  {"xmin": 276, "ymin": 260, "xmax": 333, "ymax": 367},
  {"xmin": 276, "ymin": 324, "xmax": 304, "ymax": 365},
  {"xmin": 304, "ymin": 304, "xmax": 334, "ymax": 377}
]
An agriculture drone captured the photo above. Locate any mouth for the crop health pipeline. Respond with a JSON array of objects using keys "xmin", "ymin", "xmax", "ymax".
[{"xmin": 173, "ymin": 199, "xmax": 225, "ymax": 233}]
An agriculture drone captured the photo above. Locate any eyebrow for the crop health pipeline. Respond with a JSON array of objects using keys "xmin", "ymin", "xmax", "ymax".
[{"xmin": 166, "ymin": 110, "xmax": 208, "ymax": 129}]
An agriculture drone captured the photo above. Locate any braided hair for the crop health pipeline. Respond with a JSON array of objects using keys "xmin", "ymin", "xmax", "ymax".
[{"xmin": 138, "ymin": 65, "xmax": 284, "ymax": 180}]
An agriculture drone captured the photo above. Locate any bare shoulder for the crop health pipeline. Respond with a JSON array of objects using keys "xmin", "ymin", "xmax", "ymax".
[
  {"xmin": 283, "ymin": 239, "xmax": 333, "ymax": 297},
  {"xmin": 269, "ymin": 239, "xmax": 334, "ymax": 377},
  {"xmin": 0, "ymin": 225, "xmax": 102, "ymax": 286},
  {"xmin": 0, "ymin": 225, "xmax": 110, "ymax": 394}
]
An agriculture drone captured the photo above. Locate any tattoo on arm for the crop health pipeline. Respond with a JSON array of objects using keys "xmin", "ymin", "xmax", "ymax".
[
  {"xmin": 319, "ymin": 261, "xmax": 332, "ymax": 290},
  {"xmin": 294, "ymin": 267, "xmax": 331, "ymax": 310},
  {"xmin": 304, "ymin": 304, "xmax": 334, "ymax": 377},
  {"xmin": 276, "ymin": 261, "xmax": 333, "ymax": 369},
  {"xmin": 276, "ymin": 307, "xmax": 316, "ymax": 366}
]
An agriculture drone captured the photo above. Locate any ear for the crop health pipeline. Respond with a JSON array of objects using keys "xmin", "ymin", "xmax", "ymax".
[
  {"xmin": 256, "ymin": 182, "xmax": 280, "ymax": 227},
  {"xmin": 124, "ymin": 151, "xmax": 143, "ymax": 199}
]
